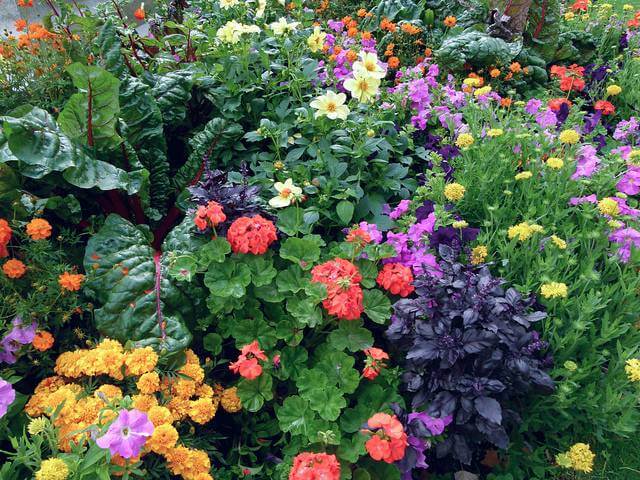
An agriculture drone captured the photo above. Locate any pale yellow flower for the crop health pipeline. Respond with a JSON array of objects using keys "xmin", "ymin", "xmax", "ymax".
[
  {"xmin": 352, "ymin": 51, "xmax": 386, "ymax": 79},
  {"xmin": 269, "ymin": 178, "xmax": 303, "ymax": 208},
  {"xmin": 219, "ymin": 0, "xmax": 239, "ymax": 8},
  {"xmin": 270, "ymin": 17, "xmax": 300, "ymax": 36},
  {"xmin": 307, "ymin": 26, "xmax": 326, "ymax": 53},
  {"xmin": 343, "ymin": 73, "xmax": 380, "ymax": 103},
  {"xmin": 310, "ymin": 90, "xmax": 350, "ymax": 120}
]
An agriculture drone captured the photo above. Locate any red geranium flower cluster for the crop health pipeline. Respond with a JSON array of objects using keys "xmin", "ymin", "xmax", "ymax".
[
  {"xmin": 311, "ymin": 258, "xmax": 364, "ymax": 320},
  {"xmin": 594, "ymin": 100, "xmax": 615, "ymax": 116},
  {"xmin": 363, "ymin": 413, "xmax": 407, "ymax": 463},
  {"xmin": 550, "ymin": 64, "xmax": 585, "ymax": 92},
  {"xmin": 229, "ymin": 340, "xmax": 268, "ymax": 380},
  {"xmin": 194, "ymin": 201, "xmax": 226, "ymax": 231},
  {"xmin": 376, "ymin": 263, "xmax": 415, "ymax": 297},
  {"xmin": 289, "ymin": 452, "xmax": 341, "ymax": 480},
  {"xmin": 227, "ymin": 215, "xmax": 277, "ymax": 255},
  {"xmin": 346, "ymin": 227, "xmax": 371, "ymax": 247},
  {"xmin": 570, "ymin": 0, "xmax": 588, "ymax": 12},
  {"xmin": 629, "ymin": 11, "xmax": 640, "ymax": 28},
  {"xmin": 362, "ymin": 347, "xmax": 389, "ymax": 380}
]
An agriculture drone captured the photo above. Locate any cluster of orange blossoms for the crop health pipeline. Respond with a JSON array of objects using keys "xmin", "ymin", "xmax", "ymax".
[
  {"xmin": 376, "ymin": 263, "xmax": 415, "ymax": 297},
  {"xmin": 26, "ymin": 340, "xmax": 240, "ymax": 480},
  {"xmin": 362, "ymin": 347, "xmax": 389, "ymax": 380},
  {"xmin": 311, "ymin": 258, "xmax": 364, "ymax": 320},
  {"xmin": 363, "ymin": 413, "xmax": 408, "ymax": 463},
  {"xmin": 226, "ymin": 215, "xmax": 277, "ymax": 255},
  {"xmin": 229, "ymin": 340, "xmax": 269, "ymax": 380},
  {"xmin": 194, "ymin": 200, "xmax": 226, "ymax": 232}
]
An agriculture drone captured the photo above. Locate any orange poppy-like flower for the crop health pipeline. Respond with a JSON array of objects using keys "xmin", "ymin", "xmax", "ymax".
[
  {"xmin": 346, "ymin": 49, "xmax": 357, "ymax": 62},
  {"xmin": 401, "ymin": 23, "xmax": 421, "ymax": 35},
  {"xmin": 33, "ymin": 331, "xmax": 55, "ymax": 351},
  {"xmin": 3, "ymin": 259, "xmax": 26, "ymax": 278},
  {"xmin": 0, "ymin": 219, "xmax": 12, "ymax": 258},
  {"xmin": 58, "ymin": 272, "xmax": 85, "ymax": 291},
  {"xmin": 443, "ymin": 16, "xmax": 457, "ymax": 27},
  {"xmin": 387, "ymin": 56, "xmax": 400, "ymax": 69},
  {"xmin": 500, "ymin": 97, "xmax": 512, "ymax": 107},
  {"xmin": 26, "ymin": 218, "xmax": 52, "ymax": 240},
  {"xmin": 347, "ymin": 27, "xmax": 358, "ymax": 37},
  {"xmin": 15, "ymin": 19, "xmax": 27, "ymax": 32},
  {"xmin": 357, "ymin": 8, "xmax": 367, "ymax": 17},
  {"xmin": 134, "ymin": 3, "xmax": 145, "ymax": 20}
]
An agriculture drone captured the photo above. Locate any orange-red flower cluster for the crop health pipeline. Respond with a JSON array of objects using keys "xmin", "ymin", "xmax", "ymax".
[
  {"xmin": 363, "ymin": 413, "xmax": 407, "ymax": 463},
  {"xmin": 550, "ymin": 64, "xmax": 585, "ymax": 92},
  {"xmin": 594, "ymin": 100, "xmax": 615, "ymax": 115},
  {"xmin": 229, "ymin": 341, "xmax": 268, "ymax": 380},
  {"xmin": 26, "ymin": 218, "xmax": 52, "ymax": 240},
  {"xmin": 376, "ymin": 263, "xmax": 414, "ymax": 297},
  {"xmin": 2, "ymin": 259, "xmax": 26, "ymax": 279},
  {"xmin": 629, "ymin": 11, "xmax": 640, "ymax": 28},
  {"xmin": 311, "ymin": 258, "xmax": 364, "ymax": 320},
  {"xmin": 194, "ymin": 201, "xmax": 226, "ymax": 231},
  {"xmin": 570, "ymin": 0, "xmax": 588, "ymax": 12},
  {"xmin": 289, "ymin": 452, "xmax": 341, "ymax": 480},
  {"xmin": 59, "ymin": 272, "xmax": 85, "ymax": 292},
  {"xmin": 0, "ymin": 219, "xmax": 12, "ymax": 258},
  {"xmin": 346, "ymin": 227, "xmax": 371, "ymax": 247},
  {"xmin": 226, "ymin": 215, "xmax": 277, "ymax": 255},
  {"xmin": 362, "ymin": 347, "xmax": 389, "ymax": 380},
  {"xmin": 33, "ymin": 331, "xmax": 54, "ymax": 351},
  {"xmin": 380, "ymin": 17, "xmax": 397, "ymax": 33},
  {"xmin": 548, "ymin": 97, "xmax": 572, "ymax": 112}
]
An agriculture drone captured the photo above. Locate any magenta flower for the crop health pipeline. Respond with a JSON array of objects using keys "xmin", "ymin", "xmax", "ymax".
[
  {"xmin": 571, "ymin": 145, "xmax": 600, "ymax": 180},
  {"xmin": 609, "ymin": 227, "xmax": 640, "ymax": 263},
  {"xmin": 0, "ymin": 378, "xmax": 15, "ymax": 418},
  {"xmin": 616, "ymin": 168, "xmax": 640, "ymax": 195},
  {"xmin": 0, "ymin": 316, "xmax": 37, "ymax": 364},
  {"xmin": 569, "ymin": 194, "xmax": 597, "ymax": 206},
  {"xmin": 96, "ymin": 409, "xmax": 154, "ymax": 459}
]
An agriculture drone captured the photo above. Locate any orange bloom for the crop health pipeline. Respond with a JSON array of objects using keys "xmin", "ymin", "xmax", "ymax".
[
  {"xmin": 509, "ymin": 62, "xmax": 522, "ymax": 73},
  {"xmin": 443, "ymin": 16, "xmax": 457, "ymax": 27},
  {"xmin": 346, "ymin": 49, "xmax": 357, "ymax": 63},
  {"xmin": 500, "ymin": 97, "xmax": 512, "ymax": 108},
  {"xmin": 226, "ymin": 215, "xmax": 277, "ymax": 255},
  {"xmin": 33, "ymin": 331, "xmax": 54, "ymax": 351},
  {"xmin": 58, "ymin": 272, "xmax": 85, "ymax": 291},
  {"xmin": 387, "ymin": 56, "xmax": 400, "ymax": 69},
  {"xmin": 134, "ymin": 4, "xmax": 145, "ymax": 20},
  {"xmin": 0, "ymin": 219, "xmax": 12, "ymax": 258},
  {"xmin": 594, "ymin": 100, "xmax": 615, "ymax": 115},
  {"xmin": 376, "ymin": 263, "xmax": 414, "ymax": 297},
  {"xmin": 401, "ymin": 23, "xmax": 421, "ymax": 35},
  {"xmin": 489, "ymin": 68, "xmax": 501, "ymax": 78},
  {"xmin": 3, "ymin": 259, "xmax": 26, "ymax": 278},
  {"xmin": 26, "ymin": 218, "xmax": 52, "ymax": 240},
  {"xmin": 347, "ymin": 27, "xmax": 358, "ymax": 37},
  {"xmin": 15, "ymin": 19, "xmax": 27, "ymax": 32},
  {"xmin": 17, "ymin": 0, "xmax": 34, "ymax": 7},
  {"xmin": 424, "ymin": 47, "xmax": 432, "ymax": 57},
  {"xmin": 357, "ymin": 8, "xmax": 367, "ymax": 17},
  {"xmin": 361, "ymin": 31, "xmax": 372, "ymax": 40}
]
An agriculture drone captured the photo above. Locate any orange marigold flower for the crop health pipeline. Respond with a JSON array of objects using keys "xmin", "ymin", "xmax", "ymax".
[
  {"xmin": 58, "ymin": 272, "xmax": 85, "ymax": 291},
  {"xmin": 443, "ymin": 16, "xmax": 457, "ymax": 27},
  {"xmin": 501, "ymin": 97, "xmax": 512, "ymax": 107},
  {"xmin": 509, "ymin": 62, "xmax": 522, "ymax": 73},
  {"xmin": 361, "ymin": 31, "xmax": 372, "ymax": 40},
  {"xmin": 32, "ymin": 331, "xmax": 54, "ymax": 351},
  {"xmin": 134, "ymin": 3, "xmax": 145, "ymax": 20},
  {"xmin": 387, "ymin": 56, "xmax": 400, "ymax": 69},
  {"xmin": 490, "ymin": 68, "xmax": 501, "ymax": 78},
  {"xmin": 347, "ymin": 27, "xmax": 358, "ymax": 37},
  {"xmin": 346, "ymin": 49, "xmax": 357, "ymax": 62},
  {"xmin": 147, "ymin": 423, "xmax": 178, "ymax": 454},
  {"xmin": 226, "ymin": 215, "xmax": 277, "ymax": 255},
  {"xmin": 26, "ymin": 218, "xmax": 52, "ymax": 240},
  {"xmin": 0, "ymin": 219, "xmax": 12, "ymax": 258},
  {"xmin": 17, "ymin": 0, "xmax": 34, "ymax": 7},
  {"xmin": 3, "ymin": 259, "xmax": 26, "ymax": 278},
  {"xmin": 376, "ymin": 263, "xmax": 414, "ymax": 297},
  {"xmin": 424, "ymin": 47, "xmax": 432, "ymax": 57},
  {"xmin": 15, "ymin": 19, "xmax": 27, "ymax": 32},
  {"xmin": 357, "ymin": 8, "xmax": 367, "ymax": 17}
]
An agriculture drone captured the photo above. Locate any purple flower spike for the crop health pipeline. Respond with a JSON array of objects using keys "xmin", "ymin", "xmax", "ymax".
[
  {"xmin": 0, "ymin": 378, "xmax": 15, "ymax": 418},
  {"xmin": 96, "ymin": 409, "xmax": 154, "ymax": 459}
]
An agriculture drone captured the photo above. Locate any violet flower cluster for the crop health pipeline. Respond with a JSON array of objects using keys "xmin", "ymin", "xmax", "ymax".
[{"xmin": 0, "ymin": 317, "xmax": 37, "ymax": 364}]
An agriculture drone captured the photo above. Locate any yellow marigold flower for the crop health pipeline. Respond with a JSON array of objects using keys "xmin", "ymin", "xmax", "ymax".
[
  {"xmin": 28, "ymin": 417, "xmax": 48, "ymax": 435},
  {"xmin": 564, "ymin": 11, "xmax": 575, "ymax": 20},
  {"xmin": 470, "ymin": 245, "xmax": 488, "ymax": 265},
  {"xmin": 221, "ymin": 387, "xmax": 242, "ymax": 413},
  {"xmin": 606, "ymin": 84, "xmax": 622, "ymax": 96},
  {"xmin": 147, "ymin": 423, "xmax": 179, "ymax": 454},
  {"xmin": 455, "ymin": 133, "xmax": 474, "ymax": 148},
  {"xmin": 487, "ymin": 128, "xmax": 503, "ymax": 137},
  {"xmin": 137, "ymin": 371, "xmax": 160, "ymax": 394},
  {"xmin": 559, "ymin": 129, "xmax": 580, "ymax": 145},
  {"xmin": 94, "ymin": 384, "xmax": 122, "ymax": 400},
  {"xmin": 452, "ymin": 220, "xmax": 468, "ymax": 228},
  {"xmin": 540, "ymin": 282, "xmax": 568, "ymax": 299},
  {"xmin": 196, "ymin": 383, "xmax": 214, "ymax": 399},
  {"xmin": 168, "ymin": 396, "xmax": 190, "ymax": 421},
  {"xmin": 131, "ymin": 394, "xmax": 158, "ymax": 412},
  {"xmin": 35, "ymin": 458, "xmax": 69, "ymax": 480},
  {"xmin": 546, "ymin": 157, "xmax": 563, "ymax": 169},
  {"xmin": 473, "ymin": 86, "xmax": 492, "ymax": 97},
  {"xmin": 444, "ymin": 182, "xmax": 466, "ymax": 202},
  {"xmin": 147, "ymin": 405, "xmax": 173, "ymax": 426},
  {"xmin": 567, "ymin": 443, "xmax": 595, "ymax": 473},
  {"xmin": 515, "ymin": 171, "xmax": 533, "ymax": 181},
  {"xmin": 125, "ymin": 347, "xmax": 158, "ymax": 376},
  {"xmin": 550, "ymin": 235, "xmax": 567, "ymax": 249},
  {"xmin": 598, "ymin": 198, "xmax": 619, "ymax": 217},
  {"xmin": 625, "ymin": 358, "xmax": 640, "ymax": 382},
  {"xmin": 173, "ymin": 378, "xmax": 196, "ymax": 398},
  {"xmin": 179, "ymin": 363, "xmax": 205, "ymax": 384},
  {"xmin": 608, "ymin": 220, "xmax": 624, "ymax": 229},
  {"xmin": 97, "ymin": 339, "xmax": 124, "ymax": 352},
  {"xmin": 189, "ymin": 398, "xmax": 218, "ymax": 424}
]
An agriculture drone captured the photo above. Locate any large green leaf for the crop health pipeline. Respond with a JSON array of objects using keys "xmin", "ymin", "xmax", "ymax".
[
  {"xmin": 237, "ymin": 374, "xmax": 273, "ymax": 412},
  {"xmin": 1, "ymin": 107, "xmax": 142, "ymax": 193},
  {"xmin": 152, "ymin": 71, "xmax": 193, "ymax": 127},
  {"xmin": 95, "ymin": 19, "xmax": 125, "ymax": 77},
  {"xmin": 58, "ymin": 63, "xmax": 121, "ymax": 148},
  {"xmin": 83, "ymin": 215, "xmax": 207, "ymax": 356}
]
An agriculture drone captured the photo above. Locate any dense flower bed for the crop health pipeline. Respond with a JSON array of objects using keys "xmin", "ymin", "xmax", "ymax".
[{"xmin": 1, "ymin": 0, "xmax": 640, "ymax": 479}]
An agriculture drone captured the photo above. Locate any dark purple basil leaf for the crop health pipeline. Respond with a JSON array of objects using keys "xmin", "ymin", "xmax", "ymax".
[
  {"xmin": 474, "ymin": 396, "xmax": 502, "ymax": 424},
  {"xmin": 452, "ymin": 434, "xmax": 473, "ymax": 464}
]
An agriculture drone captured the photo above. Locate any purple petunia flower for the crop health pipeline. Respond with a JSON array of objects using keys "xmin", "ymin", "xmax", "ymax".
[
  {"xmin": 0, "ymin": 317, "xmax": 37, "ymax": 365},
  {"xmin": 0, "ymin": 378, "xmax": 15, "ymax": 418},
  {"xmin": 613, "ymin": 117, "xmax": 639, "ymax": 142},
  {"xmin": 612, "ymin": 197, "xmax": 640, "ymax": 217},
  {"xmin": 408, "ymin": 213, "xmax": 436, "ymax": 243},
  {"xmin": 358, "ymin": 222, "xmax": 383, "ymax": 244},
  {"xmin": 525, "ymin": 98, "xmax": 542, "ymax": 115},
  {"xmin": 535, "ymin": 108, "xmax": 557, "ymax": 128},
  {"xmin": 96, "ymin": 409, "xmax": 154, "ymax": 459},
  {"xmin": 609, "ymin": 227, "xmax": 640, "ymax": 262},
  {"xmin": 389, "ymin": 200, "xmax": 412, "ymax": 220},
  {"xmin": 571, "ymin": 144, "xmax": 600, "ymax": 180},
  {"xmin": 569, "ymin": 194, "xmax": 598, "ymax": 206},
  {"xmin": 617, "ymin": 167, "xmax": 640, "ymax": 195}
]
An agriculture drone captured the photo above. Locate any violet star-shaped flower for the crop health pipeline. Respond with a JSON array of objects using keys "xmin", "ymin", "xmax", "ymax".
[{"xmin": 96, "ymin": 409, "xmax": 154, "ymax": 459}]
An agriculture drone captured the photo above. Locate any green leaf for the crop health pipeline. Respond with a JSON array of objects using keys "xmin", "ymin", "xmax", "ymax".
[
  {"xmin": 356, "ymin": 259, "xmax": 379, "ymax": 289},
  {"xmin": 317, "ymin": 350, "xmax": 360, "ymax": 394},
  {"xmin": 152, "ymin": 71, "xmax": 193, "ymax": 126},
  {"xmin": 241, "ymin": 254, "xmax": 277, "ymax": 287},
  {"xmin": 254, "ymin": 283, "xmax": 285, "ymax": 303},
  {"xmin": 1, "ymin": 108, "xmax": 141, "ymax": 192},
  {"xmin": 204, "ymin": 261, "xmax": 252, "ymax": 298},
  {"xmin": 203, "ymin": 333, "xmax": 223, "ymax": 355},
  {"xmin": 275, "ymin": 315, "xmax": 304, "ymax": 346},
  {"xmin": 95, "ymin": 19, "xmax": 125, "ymax": 77},
  {"xmin": 327, "ymin": 320, "xmax": 374, "ymax": 352},
  {"xmin": 306, "ymin": 385, "xmax": 347, "ymax": 421},
  {"xmin": 296, "ymin": 369, "xmax": 329, "ymax": 395},
  {"xmin": 276, "ymin": 265, "xmax": 306, "ymax": 293},
  {"xmin": 58, "ymin": 63, "xmax": 121, "ymax": 148},
  {"xmin": 279, "ymin": 236, "xmax": 322, "ymax": 270},
  {"xmin": 230, "ymin": 316, "xmax": 277, "ymax": 349},
  {"xmin": 337, "ymin": 435, "xmax": 367, "ymax": 463},
  {"xmin": 277, "ymin": 395, "xmax": 314, "ymax": 436},
  {"xmin": 237, "ymin": 374, "xmax": 273, "ymax": 412},
  {"xmin": 287, "ymin": 297, "xmax": 323, "ymax": 327},
  {"xmin": 336, "ymin": 200, "xmax": 355, "ymax": 225},
  {"xmin": 83, "ymin": 215, "xmax": 207, "ymax": 356},
  {"xmin": 198, "ymin": 237, "xmax": 231, "ymax": 265},
  {"xmin": 277, "ymin": 207, "xmax": 312, "ymax": 236},
  {"xmin": 363, "ymin": 289, "xmax": 392, "ymax": 324},
  {"xmin": 279, "ymin": 346, "xmax": 308, "ymax": 380}
]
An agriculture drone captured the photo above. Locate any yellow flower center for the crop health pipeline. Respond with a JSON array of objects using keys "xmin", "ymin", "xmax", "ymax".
[
  {"xmin": 280, "ymin": 188, "xmax": 292, "ymax": 198},
  {"xmin": 326, "ymin": 101, "xmax": 337, "ymax": 112}
]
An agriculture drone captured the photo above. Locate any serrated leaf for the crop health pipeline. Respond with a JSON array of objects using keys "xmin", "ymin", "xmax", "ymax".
[
  {"xmin": 204, "ymin": 261, "xmax": 252, "ymax": 298},
  {"xmin": 277, "ymin": 395, "xmax": 314, "ymax": 436},
  {"xmin": 279, "ymin": 236, "xmax": 322, "ymax": 270},
  {"xmin": 327, "ymin": 320, "xmax": 374, "ymax": 352},
  {"xmin": 306, "ymin": 385, "xmax": 347, "ymax": 421},
  {"xmin": 287, "ymin": 296, "xmax": 323, "ymax": 327},
  {"xmin": 237, "ymin": 374, "xmax": 273, "ymax": 412},
  {"xmin": 363, "ymin": 289, "xmax": 392, "ymax": 324}
]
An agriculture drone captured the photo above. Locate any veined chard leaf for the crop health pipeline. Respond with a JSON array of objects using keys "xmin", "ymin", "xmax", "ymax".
[
  {"xmin": 95, "ymin": 19, "xmax": 125, "ymax": 77},
  {"xmin": 84, "ymin": 214, "xmax": 207, "ymax": 356},
  {"xmin": 152, "ymin": 71, "xmax": 193, "ymax": 127},
  {"xmin": 1, "ymin": 107, "xmax": 143, "ymax": 193}
]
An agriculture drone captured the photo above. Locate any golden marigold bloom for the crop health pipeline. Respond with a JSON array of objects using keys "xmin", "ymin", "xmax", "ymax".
[
  {"xmin": 566, "ymin": 443, "xmax": 595, "ymax": 473},
  {"xmin": 35, "ymin": 458, "xmax": 69, "ymax": 480},
  {"xmin": 540, "ymin": 282, "xmax": 568, "ymax": 299},
  {"xmin": 509, "ymin": 62, "xmax": 522, "ymax": 73},
  {"xmin": 443, "ymin": 16, "xmax": 457, "ymax": 27},
  {"xmin": 444, "ymin": 182, "xmax": 466, "ymax": 202},
  {"xmin": 137, "ymin": 371, "xmax": 160, "ymax": 394},
  {"xmin": 166, "ymin": 446, "xmax": 212, "ymax": 478},
  {"xmin": 597, "ymin": 197, "xmax": 619, "ymax": 217},
  {"xmin": 455, "ymin": 133, "xmax": 474, "ymax": 148},
  {"xmin": 546, "ymin": 157, "xmax": 564, "ymax": 169},
  {"xmin": 507, "ymin": 222, "xmax": 544, "ymax": 241},
  {"xmin": 625, "ymin": 358, "xmax": 640, "ymax": 382},
  {"xmin": 559, "ymin": 129, "xmax": 580, "ymax": 145},
  {"xmin": 58, "ymin": 272, "xmax": 84, "ymax": 291},
  {"xmin": 147, "ymin": 423, "xmax": 179, "ymax": 454},
  {"xmin": 221, "ymin": 387, "xmax": 242, "ymax": 413},
  {"xmin": 125, "ymin": 347, "xmax": 158, "ymax": 376},
  {"xmin": 0, "ymin": 219, "xmax": 12, "ymax": 258},
  {"xmin": 189, "ymin": 398, "xmax": 218, "ymax": 424},
  {"xmin": 32, "ymin": 331, "xmax": 54, "ymax": 351},
  {"xmin": 3, "ymin": 258, "xmax": 26, "ymax": 278},
  {"xmin": 489, "ymin": 68, "xmax": 501, "ymax": 78},
  {"xmin": 94, "ymin": 384, "xmax": 122, "ymax": 400},
  {"xmin": 471, "ymin": 245, "xmax": 488, "ymax": 265},
  {"xmin": 179, "ymin": 362, "xmax": 205, "ymax": 384},
  {"xmin": 26, "ymin": 218, "xmax": 52, "ymax": 240},
  {"xmin": 606, "ymin": 84, "xmax": 622, "ymax": 96},
  {"xmin": 132, "ymin": 394, "xmax": 158, "ymax": 412},
  {"xmin": 487, "ymin": 128, "xmax": 503, "ymax": 137},
  {"xmin": 172, "ymin": 378, "xmax": 197, "ymax": 398},
  {"xmin": 147, "ymin": 406, "xmax": 173, "ymax": 426}
]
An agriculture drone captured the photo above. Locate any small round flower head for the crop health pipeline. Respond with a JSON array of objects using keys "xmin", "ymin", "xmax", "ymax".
[
  {"xmin": 444, "ymin": 183, "xmax": 466, "ymax": 202},
  {"xmin": 455, "ymin": 133, "xmax": 474, "ymax": 148},
  {"xmin": 470, "ymin": 245, "xmax": 488, "ymax": 265},
  {"xmin": 625, "ymin": 358, "xmax": 640, "ymax": 382},
  {"xmin": 28, "ymin": 416, "xmax": 48, "ymax": 435},
  {"xmin": 35, "ymin": 458, "xmax": 69, "ymax": 480},
  {"xmin": 515, "ymin": 171, "xmax": 533, "ymax": 180},
  {"xmin": 606, "ymin": 85, "xmax": 621, "ymax": 96},
  {"xmin": 550, "ymin": 235, "xmax": 567, "ymax": 249},
  {"xmin": 559, "ymin": 129, "xmax": 580, "ymax": 145},
  {"xmin": 3, "ymin": 259, "xmax": 26, "ymax": 278},
  {"xmin": 567, "ymin": 443, "xmax": 595, "ymax": 473},
  {"xmin": 546, "ymin": 157, "xmax": 564, "ymax": 169},
  {"xmin": 563, "ymin": 360, "xmax": 578, "ymax": 371},
  {"xmin": 26, "ymin": 218, "xmax": 52, "ymax": 240},
  {"xmin": 540, "ymin": 281, "xmax": 568, "ymax": 299},
  {"xmin": 487, "ymin": 128, "xmax": 504, "ymax": 137},
  {"xmin": 598, "ymin": 198, "xmax": 620, "ymax": 217}
]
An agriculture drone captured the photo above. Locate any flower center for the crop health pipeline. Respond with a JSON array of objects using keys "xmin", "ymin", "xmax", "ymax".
[
  {"xmin": 358, "ymin": 79, "xmax": 369, "ymax": 91},
  {"xmin": 121, "ymin": 427, "xmax": 130, "ymax": 437},
  {"xmin": 281, "ymin": 188, "xmax": 292, "ymax": 198},
  {"xmin": 326, "ymin": 101, "xmax": 337, "ymax": 112}
]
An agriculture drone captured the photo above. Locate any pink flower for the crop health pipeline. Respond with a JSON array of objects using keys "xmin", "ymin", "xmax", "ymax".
[
  {"xmin": 571, "ymin": 145, "xmax": 600, "ymax": 180},
  {"xmin": 569, "ymin": 194, "xmax": 597, "ymax": 206},
  {"xmin": 96, "ymin": 409, "xmax": 154, "ymax": 458},
  {"xmin": 616, "ymin": 168, "xmax": 640, "ymax": 195},
  {"xmin": 609, "ymin": 227, "xmax": 640, "ymax": 262}
]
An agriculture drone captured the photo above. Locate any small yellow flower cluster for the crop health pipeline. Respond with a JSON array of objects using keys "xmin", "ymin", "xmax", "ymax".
[
  {"xmin": 452, "ymin": 220, "xmax": 469, "ymax": 229},
  {"xmin": 35, "ymin": 458, "xmax": 69, "ymax": 480},
  {"xmin": 556, "ymin": 443, "xmax": 595, "ymax": 473},
  {"xmin": 507, "ymin": 222, "xmax": 545, "ymax": 241},
  {"xmin": 473, "ymin": 86, "xmax": 492, "ymax": 97},
  {"xmin": 559, "ymin": 129, "xmax": 580, "ymax": 145},
  {"xmin": 606, "ymin": 84, "xmax": 622, "ymax": 96},
  {"xmin": 515, "ymin": 171, "xmax": 533, "ymax": 181},
  {"xmin": 598, "ymin": 197, "xmax": 620, "ymax": 217},
  {"xmin": 455, "ymin": 133, "xmax": 474, "ymax": 148},
  {"xmin": 550, "ymin": 235, "xmax": 567, "ymax": 250},
  {"xmin": 486, "ymin": 128, "xmax": 503, "ymax": 137},
  {"xmin": 546, "ymin": 157, "xmax": 564, "ymax": 169},
  {"xmin": 540, "ymin": 282, "xmax": 568, "ymax": 299},
  {"xmin": 470, "ymin": 245, "xmax": 488, "ymax": 265},
  {"xmin": 444, "ymin": 182, "xmax": 466, "ymax": 202},
  {"xmin": 625, "ymin": 358, "xmax": 640, "ymax": 382},
  {"xmin": 25, "ymin": 341, "xmax": 241, "ymax": 480}
]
